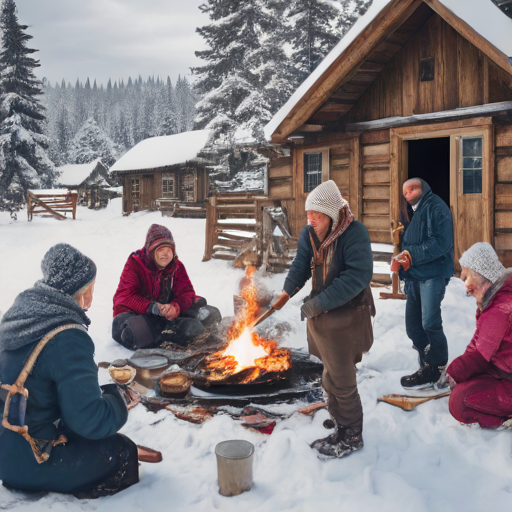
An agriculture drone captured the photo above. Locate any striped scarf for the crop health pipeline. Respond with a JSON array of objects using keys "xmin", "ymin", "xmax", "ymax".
[{"xmin": 309, "ymin": 204, "xmax": 354, "ymax": 289}]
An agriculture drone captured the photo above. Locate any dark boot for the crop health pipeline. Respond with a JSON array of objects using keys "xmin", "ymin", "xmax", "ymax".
[
  {"xmin": 310, "ymin": 421, "xmax": 363, "ymax": 459},
  {"xmin": 400, "ymin": 362, "xmax": 442, "ymax": 389}
]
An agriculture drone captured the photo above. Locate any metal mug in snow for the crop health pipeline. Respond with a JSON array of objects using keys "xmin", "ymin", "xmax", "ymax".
[{"xmin": 215, "ymin": 440, "xmax": 254, "ymax": 496}]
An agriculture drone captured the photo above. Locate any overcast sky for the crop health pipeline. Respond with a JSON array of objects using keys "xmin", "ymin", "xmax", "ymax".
[{"xmin": 15, "ymin": 0, "xmax": 207, "ymax": 87}]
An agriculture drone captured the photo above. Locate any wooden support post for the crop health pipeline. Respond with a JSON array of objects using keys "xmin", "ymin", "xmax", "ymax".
[
  {"xmin": 202, "ymin": 195, "xmax": 217, "ymax": 262},
  {"xmin": 380, "ymin": 220, "xmax": 406, "ymax": 300}
]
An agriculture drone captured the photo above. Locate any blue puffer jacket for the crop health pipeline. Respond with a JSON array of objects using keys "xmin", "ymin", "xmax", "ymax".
[{"xmin": 400, "ymin": 190, "xmax": 454, "ymax": 281}]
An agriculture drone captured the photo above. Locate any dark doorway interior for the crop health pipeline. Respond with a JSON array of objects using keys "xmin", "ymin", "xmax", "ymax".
[{"xmin": 408, "ymin": 137, "xmax": 450, "ymax": 206}]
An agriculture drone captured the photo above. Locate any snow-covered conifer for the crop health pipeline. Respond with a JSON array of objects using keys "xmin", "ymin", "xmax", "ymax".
[
  {"xmin": 67, "ymin": 117, "xmax": 119, "ymax": 167},
  {"xmin": 0, "ymin": 0, "xmax": 57, "ymax": 217}
]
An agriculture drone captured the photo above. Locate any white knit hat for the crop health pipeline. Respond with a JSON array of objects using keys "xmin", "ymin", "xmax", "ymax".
[
  {"xmin": 305, "ymin": 180, "xmax": 347, "ymax": 225},
  {"xmin": 459, "ymin": 242, "xmax": 506, "ymax": 283}
]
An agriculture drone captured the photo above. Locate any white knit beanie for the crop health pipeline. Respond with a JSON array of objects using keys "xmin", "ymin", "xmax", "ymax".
[
  {"xmin": 305, "ymin": 180, "xmax": 347, "ymax": 225},
  {"xmin": 459, "ymin": 242, "xmax": 506, "ymax": 283}
]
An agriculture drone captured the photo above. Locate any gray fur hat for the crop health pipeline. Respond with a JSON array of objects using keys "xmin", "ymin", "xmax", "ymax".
[
  {"xmin": 459, "ymin": 242, "xmax": 506, "ymax": 284},
  {"xmin": 41, "ymin": 243, "xmax": 97, "ymax": 296},
  {"xmin": 305, "ymin": 180, "xmax": 348, "ymax": 225}
]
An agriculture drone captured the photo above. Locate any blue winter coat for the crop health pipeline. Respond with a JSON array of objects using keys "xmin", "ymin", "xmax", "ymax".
[{"xmin": 400, "ymin": 190, "xmax": 454, "ymax": 281}]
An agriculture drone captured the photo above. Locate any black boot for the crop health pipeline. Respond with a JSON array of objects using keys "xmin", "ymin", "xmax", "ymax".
[
  {"xmin": 400, "ymin": 362, "xmax": 442, "ymax": 389},
  {"xmin": 311, "ymin": 421, "xmax": 363, "ymax": 459}
]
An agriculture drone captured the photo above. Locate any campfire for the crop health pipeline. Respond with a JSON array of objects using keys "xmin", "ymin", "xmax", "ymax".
[{"xmin": 201, "ymin": 266, "xmax": 292, "ymax": 385}]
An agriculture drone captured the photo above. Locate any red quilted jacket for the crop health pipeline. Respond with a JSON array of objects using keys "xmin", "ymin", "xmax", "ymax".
[
  {"xmin": 113, "ymin": 249, "xmax": 196, "ymax": 317},
  {"xmin": 448, "ymin": 275, "xmax": 512, "ymax": 383}
]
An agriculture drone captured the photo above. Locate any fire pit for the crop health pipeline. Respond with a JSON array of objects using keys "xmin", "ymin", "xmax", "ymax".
[{"xmin": 197, "ymin": 266, "xmax": 292, "ymax": 386}]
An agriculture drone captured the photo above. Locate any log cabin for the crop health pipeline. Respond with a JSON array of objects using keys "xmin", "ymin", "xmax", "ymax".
[
  {"xmin": 57, "ymin": 159, "xmax": 118, "ymax": 209},
  {"xmin": 264, "ymin": 0, "xmax": 512, "ymax": 268},
  {"xmin": 111, "ymin": 130, "xmax": 213, "ymax": 215}
]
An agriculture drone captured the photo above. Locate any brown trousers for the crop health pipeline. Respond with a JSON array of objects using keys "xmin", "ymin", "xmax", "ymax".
[{"xmin": 307, "ymin": 305, "xmax": 374, "ymax": 430}]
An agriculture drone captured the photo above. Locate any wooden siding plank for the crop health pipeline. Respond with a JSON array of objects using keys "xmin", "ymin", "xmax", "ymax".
[
  {"xmin": 363, "ymin": 169, "xmax": 390, "ymax": 184},
  {"xmin": 497, "ymin": 250, "xmax": 512, "ymax": 267},
  {"xmin": 363, "ymin": 199, "xmax": 390, "ymax": 214},
  {"xmin": 495, "ymin": 233, "xmax": 512, "ymax": 251},
  {"xmin": 269, "ymin": 179, "xmax": 293, "ymax": 199},
  {"xmin": 497, "ymin": 156, "xmax": 512, "ymax": 183},
  {"xmin": 363, "ymin": 185, "xmax": 391, "ymax": 199},
  {"xmin": 269, "ymin": 166, "xmax": 292, "ymax": 179},
  {"xmin": 496, "ymin": 184, "xmax": 512, "ymax": 210},
  {"xmin": 496, "ymin": 126, "xmax": 512, "ymax": 148},
  {"xmin": 495, "ymin": 211, "xmax": 512, "ymax": 230},
  {"xmin": 368, "ymin": 229, "xmax": 393, "ymax": 244},
  {"xmin": 362, "ymin": 214, "xmax": 391, "ymax": 230},
  {"xmin": 457, "ymin": 34, "xmax": 484, "ymax": 108}
]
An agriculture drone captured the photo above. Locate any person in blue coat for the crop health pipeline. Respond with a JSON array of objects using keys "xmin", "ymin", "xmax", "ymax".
[
  {"xmin": 392, "ymin": 178, "xmax": 454, "ymax": 388},
  {"xmin": 0, "ymin": 244, "xmax": 139, "ymax": 498}
]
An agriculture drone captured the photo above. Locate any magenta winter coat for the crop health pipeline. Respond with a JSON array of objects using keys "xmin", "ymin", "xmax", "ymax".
[
  {"xmin": 447, "ymin": 275, "xmax": 512, "ymax": 383},
  {"xmin": 113, "ymin": 249, "xmax": 196, "ymax": 317}
]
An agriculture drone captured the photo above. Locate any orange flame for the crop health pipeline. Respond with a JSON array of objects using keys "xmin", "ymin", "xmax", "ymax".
[{"xmin": 204, "ymin": 266, "xmax": 291, "ymax": 383}]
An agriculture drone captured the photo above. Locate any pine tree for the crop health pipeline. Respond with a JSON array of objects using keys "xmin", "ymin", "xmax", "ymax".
[
  {"xmin": 192, "ymin": 0, "xmax": 293, "ymax": 143},
  {"xmin": 288, "ymin": 0, "xmax": 341, "ymax": 84},
  {"xmin": 337, "ymin": 0, "xmax": 372, "ymax": 37},
  {"xmin": 67, "ymin": 117, "xmax": 119, "ymax": 167},
  {"xmin": 0, "ymin": 0, "xmax": 57, "ymax": 217}
]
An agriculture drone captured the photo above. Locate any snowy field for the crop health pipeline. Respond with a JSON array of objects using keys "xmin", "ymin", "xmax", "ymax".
[{"xmin": 1, "ymin": 199, "xmax": 511, "ymax": 512}]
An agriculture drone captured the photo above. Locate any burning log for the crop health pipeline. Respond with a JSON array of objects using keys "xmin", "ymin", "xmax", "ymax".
[{"xmin": 199, "ymin": 266, "xmax": 292, "ymax": 386}]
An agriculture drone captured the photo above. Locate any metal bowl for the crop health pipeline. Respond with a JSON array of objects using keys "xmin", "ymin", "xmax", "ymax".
[{"xmin": 159, "ymin": 372, "xmax": 191, "ymax": 398}]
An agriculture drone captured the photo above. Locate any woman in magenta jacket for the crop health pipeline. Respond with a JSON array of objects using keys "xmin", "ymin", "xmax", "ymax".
[
  {"xmin": 446, "ymin": 242, "xmax": 512, "ymax": 429},
  {"xmin": 112, "ymin": 224, "xmax": 220, "ymax": 349}
]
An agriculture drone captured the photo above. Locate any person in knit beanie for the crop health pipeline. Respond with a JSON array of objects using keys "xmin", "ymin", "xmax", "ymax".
[
  {"xmin": 272, "ymin": 180, "xmax": 375, "ymax": 459},
  {"xmin": 444, "ymin": 242, "xmax": 512, "ymax": 430},
  {"xmin": 0, "ymin": 244, "xmax": 140, "ymax": 497},
  {"xmin": 112, "ymin": 224, "xmax": 221, "ymax": 349}
]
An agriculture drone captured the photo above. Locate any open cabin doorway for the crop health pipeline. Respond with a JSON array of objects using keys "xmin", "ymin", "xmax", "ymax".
[
  {"xmin": 407, "ymin": 138, "xmax": 450, "ymax": 207},
  {"xmin": 392, "ymin": 123, "xmax": 493, "ymax": 269}
]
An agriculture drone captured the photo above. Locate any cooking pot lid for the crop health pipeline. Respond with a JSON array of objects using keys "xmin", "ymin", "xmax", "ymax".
[{"xmin": 130, "ymin": 355, "xmax": 169, "ymax": 369}]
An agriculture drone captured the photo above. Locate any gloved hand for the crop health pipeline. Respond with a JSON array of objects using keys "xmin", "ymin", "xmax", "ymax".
[
  {"xmin": 300, "ymin": 297, "xmax": 324, "ymax": 320},
  {"xmin": 390, "ymin": 250, "xmax": 412, "ymax": 272},
  {"xmin": 271, "ymin": 291, "xmax": 290, "ymax": 310}
]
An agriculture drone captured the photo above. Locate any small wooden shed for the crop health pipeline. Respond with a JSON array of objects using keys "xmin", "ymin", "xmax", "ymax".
[
  {"xmin": 264, "ymin": 0, "xmax": 512, "ymax": 268},
  {"xmin": 110, "ymin": 130, "xmax": 212, "ymax": 215},
  {"xmin": 57, "ymin": 159, "xmax": 116, "ymax": 209}
]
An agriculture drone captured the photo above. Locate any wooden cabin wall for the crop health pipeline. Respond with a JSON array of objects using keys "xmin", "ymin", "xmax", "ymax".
[
  {"xmin": 346, "ymin": 14, "xmax": 494, "ymax": 123},
  {"xmin": 268, "ymin": 155, "xmax": 297, "ymax": 233},
  {"xmin": 360, "ymin": 130, "xmax": 392, "ymax": 244},
  {"xmin": 495, "ymin": 123, "xmax": 512, "ymax": 267}
]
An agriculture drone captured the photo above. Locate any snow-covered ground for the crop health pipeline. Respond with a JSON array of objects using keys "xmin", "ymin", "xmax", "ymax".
[{"xmin": 1, "ymin": 199, "xmax": 511, "ymax": 512}]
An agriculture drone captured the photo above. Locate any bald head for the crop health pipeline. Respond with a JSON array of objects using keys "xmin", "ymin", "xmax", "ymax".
[{"xmin": 403, "ymin": 178, "xmax": 424, "ymax": 206}]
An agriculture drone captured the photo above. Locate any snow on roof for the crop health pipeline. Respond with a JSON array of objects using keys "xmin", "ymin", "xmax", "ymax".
[
  {"xmin": 57, "ymin": 159, "xmax": 103, "ymax": 186},
  {"xmin": 110, "ymin": 130, "xmax": 212, "ymax": 173},
  {"xmin": 264, "ymin": 0, "xmax": 512, "ymax": 141}
]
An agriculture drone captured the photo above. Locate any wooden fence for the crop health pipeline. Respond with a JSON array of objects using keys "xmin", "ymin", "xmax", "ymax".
[
  {"xmin": 202, "ymin": 193, "xmax": 297, "ymax": 270},
  {"xmin": 27, "ymin": 189, "xmax": 78, "ymax": 221}
]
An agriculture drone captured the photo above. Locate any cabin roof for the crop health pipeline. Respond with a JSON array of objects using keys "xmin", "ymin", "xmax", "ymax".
[
  {"xmin": 57, "ymin": 159, "xmax": 104, "ymax": 187},
  {"xmin": 110, "ymin": 130, "xmax": 212, "ymax": 173},
  {"xmin": 264, "ymin": 0, "xmax": 512, "ymax": 143}
]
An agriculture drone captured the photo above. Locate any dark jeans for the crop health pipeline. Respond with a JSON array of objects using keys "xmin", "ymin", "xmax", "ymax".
[{"xmin": 404, "ymin": 277, "xmax": 449, "ymax": 368}]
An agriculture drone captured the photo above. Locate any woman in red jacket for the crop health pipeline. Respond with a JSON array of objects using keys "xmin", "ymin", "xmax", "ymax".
[
  {"xmin": 446, "ymin": 242, "xmax": 512, "ymax": 429},
  {"xmin": 112, "ymin": 224, "xmax": 220, "ymax": 349}
]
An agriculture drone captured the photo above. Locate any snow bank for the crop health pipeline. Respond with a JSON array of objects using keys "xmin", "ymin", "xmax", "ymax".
[
  {"xmin": 1, "ymin": 201, "xmax": 512, "ymax": 512},
  {"xmin": 110, "ymin": 130, "xmax": 211, "ymax": 173}
]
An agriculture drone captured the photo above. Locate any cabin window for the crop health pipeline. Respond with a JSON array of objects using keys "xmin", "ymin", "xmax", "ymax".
[
  {"xmin": 182, "ymin": 172, "xmax": 195, "ymax": 202},
  {"xmin": 131, "ymin": 178, "xmax": 140, "ymax": 209},
  {"xmin": 162, "ymin": 174, "xmax": 177, "ymax": 198},
  {"xmin": 304, "ymin": 152, "xmax": 322, "ymax": 193},
  {"xmin": 460, "ymin": 137, "xmax": 482, "ymax": 194}
]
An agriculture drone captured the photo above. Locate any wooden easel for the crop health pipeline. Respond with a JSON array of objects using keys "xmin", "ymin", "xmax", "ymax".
[{"xmin": 380, "ymin": 220, "xmax": 406, "ymax": 300}]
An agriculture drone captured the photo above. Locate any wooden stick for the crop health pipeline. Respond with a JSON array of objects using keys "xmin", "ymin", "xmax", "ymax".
[{"xmin": 377, "ymin": 392, "xmax": 451, "ymax": 411}]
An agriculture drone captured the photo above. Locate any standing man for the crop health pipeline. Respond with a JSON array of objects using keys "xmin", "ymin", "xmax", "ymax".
[
  {"xmin": 272, "ymin": 180, "xmax": 375, "ymax": 459},
  {"xmin": 392, "ymin": 178, "xmax": 454, "ymax": 388}
]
